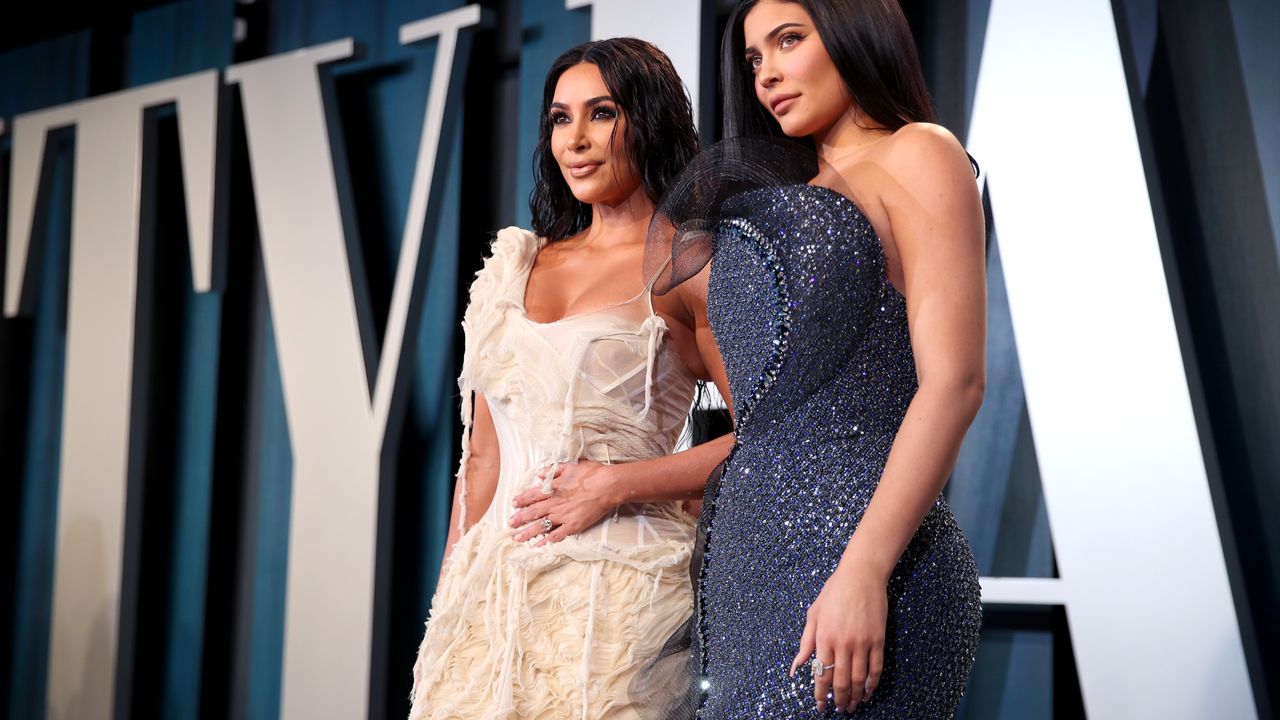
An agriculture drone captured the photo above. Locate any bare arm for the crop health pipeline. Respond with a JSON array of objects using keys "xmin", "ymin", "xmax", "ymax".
[
  {"xmin": 839, "ymin": 124, "xmax": 986, "ymax": 580},
  {"xmin": 794, "ymin": 123, "xmax": 986, "ymax": 714},
  {"xmin": 438, "ymin": 392, "xmax": 501, "ymax": 582}
]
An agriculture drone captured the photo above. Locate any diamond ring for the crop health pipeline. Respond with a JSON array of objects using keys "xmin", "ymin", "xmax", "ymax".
[
  {"xmin": 541, "ymin": 517, "xmax": 554, "ymax": 533},
  {"xmin": 810, "ymin": 657, "xmax": 835, "ymax": 678}
]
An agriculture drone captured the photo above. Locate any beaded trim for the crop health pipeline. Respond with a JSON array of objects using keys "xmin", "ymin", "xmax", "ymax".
[{"xmin": 694, "ymin": 217, "xmax": 793, "ymax": 712}]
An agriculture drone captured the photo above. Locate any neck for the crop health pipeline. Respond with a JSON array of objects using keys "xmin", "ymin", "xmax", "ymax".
[
  {"xmin": 581, "ymin": 187, "xmax": 654, "ymax": 246},
  {"xmin": 813, "ymin": 107, "xmax": 890, "ymax": 164}
]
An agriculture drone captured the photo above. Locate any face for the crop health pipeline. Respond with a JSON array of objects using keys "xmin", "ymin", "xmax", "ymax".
[
  {"xmin": 742, "ymin": 0, "xmax": 850, "ymax": 138},
  {"xmin": 549, "ymin": 63, "xmax": 643, "ymax": 206}
]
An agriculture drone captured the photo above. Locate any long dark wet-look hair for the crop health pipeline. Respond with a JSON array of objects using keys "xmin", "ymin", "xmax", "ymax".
[
  {"xmin": 530, "ymin": 38, "xmax": 701, "ymax": 242},
  {"xmin": 721, "ymin": 0, "xmax": 935, "ymax": 142}
]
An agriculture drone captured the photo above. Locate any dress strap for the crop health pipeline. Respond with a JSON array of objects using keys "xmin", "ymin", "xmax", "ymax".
[{"xmin": 642, "ymin": 253, "xmax": 674, "ymax": 320}]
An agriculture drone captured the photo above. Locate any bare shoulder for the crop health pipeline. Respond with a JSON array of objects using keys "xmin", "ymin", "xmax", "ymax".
[
  {"xmin": 652, "ymin": 288, "xmax": 692, "ymax": 342},
  {"xmin": 871, "ymin": 123, "xmax": 984, "ymax": 258},
  {"xmin": 876, "ymin": 122, "xmax": 973, "ymax": 180},
  {"xmin": 655, "ymin": 262, "xmax": 709, "ymax": 324}
]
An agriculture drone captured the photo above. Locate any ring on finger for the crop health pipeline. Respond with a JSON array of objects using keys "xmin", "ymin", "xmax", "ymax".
[
  {"xmin": 541, "ymin": 517, "xmax": 554, "ymax": 533},
  {"xmin": 809, "ymin": 657, "xmax": 835, "ymax": 678}
]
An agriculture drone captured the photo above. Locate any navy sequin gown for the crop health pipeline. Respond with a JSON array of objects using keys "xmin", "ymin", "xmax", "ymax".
[{"xmin": 694, "ymin": 184, "xmax": 982, "ymax": 719}]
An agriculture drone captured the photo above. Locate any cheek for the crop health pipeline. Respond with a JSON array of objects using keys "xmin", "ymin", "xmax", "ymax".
[
  {"xmin": 552, "ymin": 130, "xmax": 573, "ymax": 159},
  {"xmin": 605, "ymin": 128, "xmax": 637, "ymax": 180},
  {"xmin": 784, "ymin": 46, "xmax": 823, "ymax": 89},
  {"xmin": 550, "ymin": 129, "xmax": 568, "ymax": 161},
  {"xmin": 792, "ymin": 49, "xmax": 845, "ymax": 114},
  {"xmin": 599, "ymin": 123, "xmax": 623, "ymax": 158}
]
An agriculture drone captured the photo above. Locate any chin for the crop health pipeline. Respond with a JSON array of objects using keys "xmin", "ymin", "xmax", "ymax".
[
  {"xmin": 567, "ymin": 185, "xmax": 607, "ymax": 205},
  {"xmin": 774, "ymin": 116, "xmax": 811, "ymax": 138},
  {"xmin": 562, "ymin": 178, "xmax": 598, "ymax": 203}
]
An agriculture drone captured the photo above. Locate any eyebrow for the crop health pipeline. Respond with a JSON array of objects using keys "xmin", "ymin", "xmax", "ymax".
[
  {"xmin": 744, "ymin": 22, "xmax": 805, "ymax": 56},
  {"xmin": 549, "ymin": 95, "xmax": 615, "ymax": 110}
]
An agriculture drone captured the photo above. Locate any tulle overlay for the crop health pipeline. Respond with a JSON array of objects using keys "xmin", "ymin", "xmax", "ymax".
[{"xmin": 408, "ymin": 227, "xmax": 698, "ymax": 719}]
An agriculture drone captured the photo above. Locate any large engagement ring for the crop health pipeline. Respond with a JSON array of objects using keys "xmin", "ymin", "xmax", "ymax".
[
  {"xmin": 810, "ymin": 658, "xmax": 835, "ymax": 678},
  {"xmin": 541, "ymin": 517, "xmax": 554, "ymax": 533}
]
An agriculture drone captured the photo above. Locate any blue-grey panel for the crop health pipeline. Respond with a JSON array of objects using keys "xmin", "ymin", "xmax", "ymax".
[{"xmin": 514, "ymin": 1, "xmax": 589, "ymax": 227}]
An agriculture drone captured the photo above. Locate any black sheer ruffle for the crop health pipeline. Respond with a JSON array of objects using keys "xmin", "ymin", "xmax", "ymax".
[{"xmin": 643, "ymin": 137, "xmax": 821, "ymax": 296}]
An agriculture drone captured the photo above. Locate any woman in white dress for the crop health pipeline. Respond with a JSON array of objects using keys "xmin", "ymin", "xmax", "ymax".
[{"xmin": 408, "ymin": 38, "xmax": 733, "ymax": 720}]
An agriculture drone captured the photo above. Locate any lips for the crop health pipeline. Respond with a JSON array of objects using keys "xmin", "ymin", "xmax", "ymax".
[
  {"xmin": 770, "ymin": 94, "xmax": 799, "ymax": 114},
  {"xmin": 568, "ymin": 161, "xmax": 602, "ymax": 178}
]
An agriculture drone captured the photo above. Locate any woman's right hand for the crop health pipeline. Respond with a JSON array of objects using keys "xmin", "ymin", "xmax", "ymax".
[{"xmin": 508, "ymin": 460, "xmax": 622, "ymax": 545}]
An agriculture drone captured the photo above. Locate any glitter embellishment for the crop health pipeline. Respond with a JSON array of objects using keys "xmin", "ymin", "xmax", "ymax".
[{"xmin": 694, "ymin": 185, "xmax": 983, "ymax": 719}]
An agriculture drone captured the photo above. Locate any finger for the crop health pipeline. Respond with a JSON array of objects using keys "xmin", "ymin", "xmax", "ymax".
[
  {"xmin": 536, "ymin": 463, "xmax": 566, "ymax": 480},
  {"xmin": 865, "ymin": 640, "xmax": 884, "ymax": 701},
  {"xmin": 844, "ymin": 643, "xmax": 868, "ymax": 713},
  {"xmin": 511, "ymin": 486, "xmax": 552, "ymax": 509},
  {"xmin": 832, "ymin": 647, "xmax": 855, "ymax": 713},
  {"xmin": 509, "ymin": 498, "xmax": 554, "ymax": 528},
  {"xmin": 534, "ymin": 524, "xmax": 572, "ymax": 546},
  {"xmin": 512, "ymin": 520, "xmax": 548, "ymax": 543},
  {"xmin": 790, "ymin": 616, "xmax": 817, "ymax": 676},
  {"xmin": 813, "ymin": 641, "xmax": 833, "ymax": 713},
  {"xmin": 511, "ymin": 510, "xmax": 556, "ymax": 542}
]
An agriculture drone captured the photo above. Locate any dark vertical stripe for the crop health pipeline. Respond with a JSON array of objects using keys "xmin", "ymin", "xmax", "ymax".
[
  {"xmin": 0, "ymin": 31, "xmax": 91, "ymax": 717},
  {"xmin": 120, "ymin": 3, "xmax": 234, "ymax": 718}
]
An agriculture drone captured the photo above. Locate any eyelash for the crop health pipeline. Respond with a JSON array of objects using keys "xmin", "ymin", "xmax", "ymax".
[
  {"xmin": 748, "ymin": 32, "xmax": 803, "ymax": 71},
  {"xmin": 551, "ymin": 107, "xmax": 618, "ymax": 124}
]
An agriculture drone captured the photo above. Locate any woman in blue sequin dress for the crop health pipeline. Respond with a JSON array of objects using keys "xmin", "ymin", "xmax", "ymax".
[{"xmin": 666, "ymin": 1, "xmax": 988, "ymax": 717}]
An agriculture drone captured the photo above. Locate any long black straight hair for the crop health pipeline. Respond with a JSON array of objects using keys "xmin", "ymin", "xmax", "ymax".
[
  {"xmin": 530, "ymin": 38, "xmax": 700, "ymax": 242},
  {"xmin": 721, "ymin": 0, "xmax": 934, "ymax": 142}
]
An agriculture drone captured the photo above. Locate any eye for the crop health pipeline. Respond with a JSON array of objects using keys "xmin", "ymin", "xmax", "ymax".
[
  {"xmin": 591, "ymin": 106, "xmax": 618, "ymax": 121},
  {"xmin": 550, "ymin": 110, "xmax": 570, "ymax": 125},
  {"xmin": 779, "ymin": 31, "xmax": 802, "ymax": 49},
  {"xmin": 747, "ymin": 54, "xmax": 762, "ymax": 72}
]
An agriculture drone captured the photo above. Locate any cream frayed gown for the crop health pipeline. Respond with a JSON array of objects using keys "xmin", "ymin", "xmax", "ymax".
[{"xmin": 408, "ymin": 227, "xmax": 697, "ymax": 720}]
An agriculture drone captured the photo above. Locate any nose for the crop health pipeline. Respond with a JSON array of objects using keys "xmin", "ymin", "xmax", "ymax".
[
  {"xmin": 567, "ymin": 116, "xmax": 590, "ymax": 152},
  {"xmin": 757, "ymin": 54, "xmax": 781, "ymax": 90}
]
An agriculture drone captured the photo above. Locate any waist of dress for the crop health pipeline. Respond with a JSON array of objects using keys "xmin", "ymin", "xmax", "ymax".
[
  {"xmin": 731, "ymin": 376, "xmax": 914, "ymax": 440},
  {"xmin": 477, "ymin": 498, "xmax": 694, "ymax": 540},
  {"xmin": 467, "ymin": 507, "xmax": 695, "ymax": 570},
  {"xmin": 733, "ymin": 409, "xmax": 903, "ymax": 445}
]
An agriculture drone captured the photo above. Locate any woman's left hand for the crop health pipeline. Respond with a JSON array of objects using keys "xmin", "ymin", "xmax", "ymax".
[
  {"xmin": 790, "ymin": 560, "xmax": 888, "ymax": 714},
  {"xmin": 509, "ymin": 460, "xmax": 619, "ymax": 545}
]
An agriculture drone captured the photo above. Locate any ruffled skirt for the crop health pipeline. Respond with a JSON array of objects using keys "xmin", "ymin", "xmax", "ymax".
[{"xmin": 408, "ymin": 523, "xmax": 693, "ymax": 720}]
